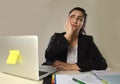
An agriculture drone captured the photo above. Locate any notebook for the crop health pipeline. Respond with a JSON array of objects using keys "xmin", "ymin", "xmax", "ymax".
[{"xmin": 0, "ymin": 35, "xmax": 56, "ymax": 80}]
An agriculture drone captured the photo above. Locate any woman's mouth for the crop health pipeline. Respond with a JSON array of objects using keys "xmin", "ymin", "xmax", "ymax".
[{"xmin": 71, "ymin": 24, "xmax": 77, "ymax": 28}]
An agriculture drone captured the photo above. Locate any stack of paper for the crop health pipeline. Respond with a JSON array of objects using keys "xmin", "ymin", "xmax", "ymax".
[{"xmin": 55, "ymin": 73, "xmax": 103, "ymax": 84}]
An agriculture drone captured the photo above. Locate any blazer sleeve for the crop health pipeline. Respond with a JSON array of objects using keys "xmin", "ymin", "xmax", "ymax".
[
  {"xmin": 45, "ymin": 33, "xmax": 69, "ymax": 61},
  {"xmin": 77, "ymin": 36, "xmax": 108, "ymax": 72}
]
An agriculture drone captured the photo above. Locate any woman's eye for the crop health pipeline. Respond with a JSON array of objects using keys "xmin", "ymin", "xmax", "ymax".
[
  {"xmin": 70, "ymin": 15, "xmax": 74, "ymax": 18},
  {"xmin": 69, "ymin": 15, "xmax": 83, "ymax": 22},
  {"xmin": 77, "ymin": 18, "xmax": 83, "ymax": 22}
]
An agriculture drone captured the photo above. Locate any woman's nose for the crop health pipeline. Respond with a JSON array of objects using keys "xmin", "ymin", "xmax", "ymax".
[{"xmin": 73, "ymin": 18, "xmax": 77, "ymax": 24}]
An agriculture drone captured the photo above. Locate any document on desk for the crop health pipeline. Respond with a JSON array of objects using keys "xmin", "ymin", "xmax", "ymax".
[{"xmin": 55, "ymin": 73, "xmax": 103, "ymax": 84}]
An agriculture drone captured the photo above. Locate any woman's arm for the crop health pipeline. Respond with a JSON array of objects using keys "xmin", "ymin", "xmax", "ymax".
[
  {"xmin": 45, "ymin": 33, "xmax": 69, "ymax": 61},
  {"xmin": 77, "ymin": 36, "xmax": 107, "ymax": 72},
  {"xmin": 53, "ymin": 60, "xmax": 80, "ymax": 71}
]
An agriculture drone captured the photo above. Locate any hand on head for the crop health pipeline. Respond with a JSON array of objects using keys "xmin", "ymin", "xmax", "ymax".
[{"xmin": 64, "ymin": 17, "xmax": 73, "ymax": 36}]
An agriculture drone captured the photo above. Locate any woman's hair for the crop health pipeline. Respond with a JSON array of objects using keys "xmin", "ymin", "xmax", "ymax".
[{"xmin": 69, "ymin": 7, "xmax": 87, "ymax": 35}]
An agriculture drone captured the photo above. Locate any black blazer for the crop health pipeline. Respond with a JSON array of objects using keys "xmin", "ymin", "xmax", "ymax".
[{"xmin": 45, "ymin": 32, "xmax": 107, "ymax": 72}]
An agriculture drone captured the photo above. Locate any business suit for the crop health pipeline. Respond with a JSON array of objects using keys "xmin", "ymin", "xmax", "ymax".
[{"xmin": 45, "ymin": 32, "xmax": 107, "ymax": 72}]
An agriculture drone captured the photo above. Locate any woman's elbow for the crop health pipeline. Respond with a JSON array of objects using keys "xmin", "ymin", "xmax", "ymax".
[
  {"xmin": 98, "ymin": 61, "xmax": 108, "ymax": 70},
  {"xmin": 102, "ymin": 62, "xmax": 108, "ymax": 70}
]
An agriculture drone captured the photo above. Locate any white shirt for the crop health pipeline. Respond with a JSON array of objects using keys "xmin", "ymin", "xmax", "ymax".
[{"xmin": 67, "ymin": 45, "xmax": 78, "ymax": 64}]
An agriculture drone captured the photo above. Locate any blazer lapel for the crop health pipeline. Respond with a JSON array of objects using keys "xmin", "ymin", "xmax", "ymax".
[{"xmin": 78, "ymin": 35, "xmax": 89, "ymax": 63}]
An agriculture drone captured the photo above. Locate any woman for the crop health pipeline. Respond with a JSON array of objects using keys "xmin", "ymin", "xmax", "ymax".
[{"xmin": 45, "ymin": 7, "xmax": 107, "ymax": 72}]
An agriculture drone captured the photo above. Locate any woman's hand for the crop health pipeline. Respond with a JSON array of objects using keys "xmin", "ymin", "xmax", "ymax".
[
  {"xmin": 64, "ymin": 17, "xmax": 73, "ymax": 36},
  {"xmin": 53, "ymin": 60, "xmax": 80, "ymax": 71},
  {"xmin": 64, "ymin": 18, "xmax": 73, "ymax": 42}
]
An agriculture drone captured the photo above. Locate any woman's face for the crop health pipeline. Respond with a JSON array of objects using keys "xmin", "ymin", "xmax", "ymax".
[{"xmin": 69, "ymin": 10, "xmax": 84, "ymax": 32}]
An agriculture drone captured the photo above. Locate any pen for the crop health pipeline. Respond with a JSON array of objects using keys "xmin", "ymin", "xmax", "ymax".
[
  {"xmin": 72, "ymin": 78, "xmax": 86, "ymax": 84},
  {"xmin": 91, "ymin": 72, "xmax": 108, "ymax": 84}
]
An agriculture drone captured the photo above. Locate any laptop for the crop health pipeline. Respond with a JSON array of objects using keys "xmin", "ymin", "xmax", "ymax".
[{"xmin": 0, "ymin": 35, "xmax": 56, "ymax": 80}]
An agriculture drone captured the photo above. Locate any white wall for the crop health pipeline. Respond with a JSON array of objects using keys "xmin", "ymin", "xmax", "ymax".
[{"xmin": 0, "ymin": 0, "xmax": 120, "ymax": 70}]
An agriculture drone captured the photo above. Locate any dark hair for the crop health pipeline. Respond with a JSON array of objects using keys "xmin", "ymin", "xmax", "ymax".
[{"xmin": 69, "ymin": 7, "xmax": 87, "ymax": 35}]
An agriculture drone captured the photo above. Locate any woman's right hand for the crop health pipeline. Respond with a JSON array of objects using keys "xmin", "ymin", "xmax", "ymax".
[
  {"xmin": 64, "ymin": 17, "xmax": 73, "ymax": 35},
  {"xmin": 64, "ymin": 17, "xmax": 73, "ymax": 42}
]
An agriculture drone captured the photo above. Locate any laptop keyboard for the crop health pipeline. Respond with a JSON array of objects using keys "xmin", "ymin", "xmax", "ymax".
[{"xmin": 39, "ymin": 71, "xmax": 48, "ymax": 76}]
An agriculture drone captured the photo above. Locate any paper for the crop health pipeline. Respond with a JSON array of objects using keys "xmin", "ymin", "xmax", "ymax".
[
  {"xmin": 55, "ymin": 73, "xmax": 103, "ymax": 84},
  {"xmin": 6, "ymin": 50, "xmax": 21, "ymax": 64}
]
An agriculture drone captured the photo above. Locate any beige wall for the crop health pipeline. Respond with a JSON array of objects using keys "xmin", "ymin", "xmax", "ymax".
[{"xmin": 0, "ymin": 0, "xmax": 120, "ymax": 70}]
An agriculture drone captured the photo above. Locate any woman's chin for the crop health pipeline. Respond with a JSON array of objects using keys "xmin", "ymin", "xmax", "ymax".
[
  {"xmin": 72, "ymin": 30, "xmax": 78, "ymax": 34},
  {"xmin": 72, "ymin": 28, "xmax": 77, "ymax": 32}
]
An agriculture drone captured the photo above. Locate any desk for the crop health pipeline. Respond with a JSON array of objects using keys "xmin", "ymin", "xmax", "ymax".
[
  {"xmin": 0, "ymin": 69, "xmax": 120, "ymax": 84},
  {"xmin": 101, "ymin": 75, "xmax": 120, "ymax": 84},
  {"xmin": 0, "ymin": 72, "xmax": 43, "ymax": 84},
  {"xmin": 95, "ymin": 68, "xmax": 120, "ymax": 84}
]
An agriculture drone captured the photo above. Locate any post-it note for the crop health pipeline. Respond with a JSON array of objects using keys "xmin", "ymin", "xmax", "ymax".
[{"xmin": 6, "ymin": 50, "xmax": 21, "ymax": 64}]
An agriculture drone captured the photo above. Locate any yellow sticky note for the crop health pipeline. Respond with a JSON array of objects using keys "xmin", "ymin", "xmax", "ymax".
[{"xmin": 6, "ymin": 50, "xmax": 21, "ymax": 64}]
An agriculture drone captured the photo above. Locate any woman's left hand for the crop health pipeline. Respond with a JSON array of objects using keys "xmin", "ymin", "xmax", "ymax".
[{"xmin": 53, "ymin": 60, "xmax": 80, "ymax": 71}]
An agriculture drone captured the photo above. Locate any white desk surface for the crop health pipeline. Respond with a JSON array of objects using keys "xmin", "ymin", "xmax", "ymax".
[
  {"xmin": 0, "ymin": 72, "xmax": 43, "ymax": 84},
  {"xmin": 0, "ymin": 68, "xmax": 120, "ymax": 84}
]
